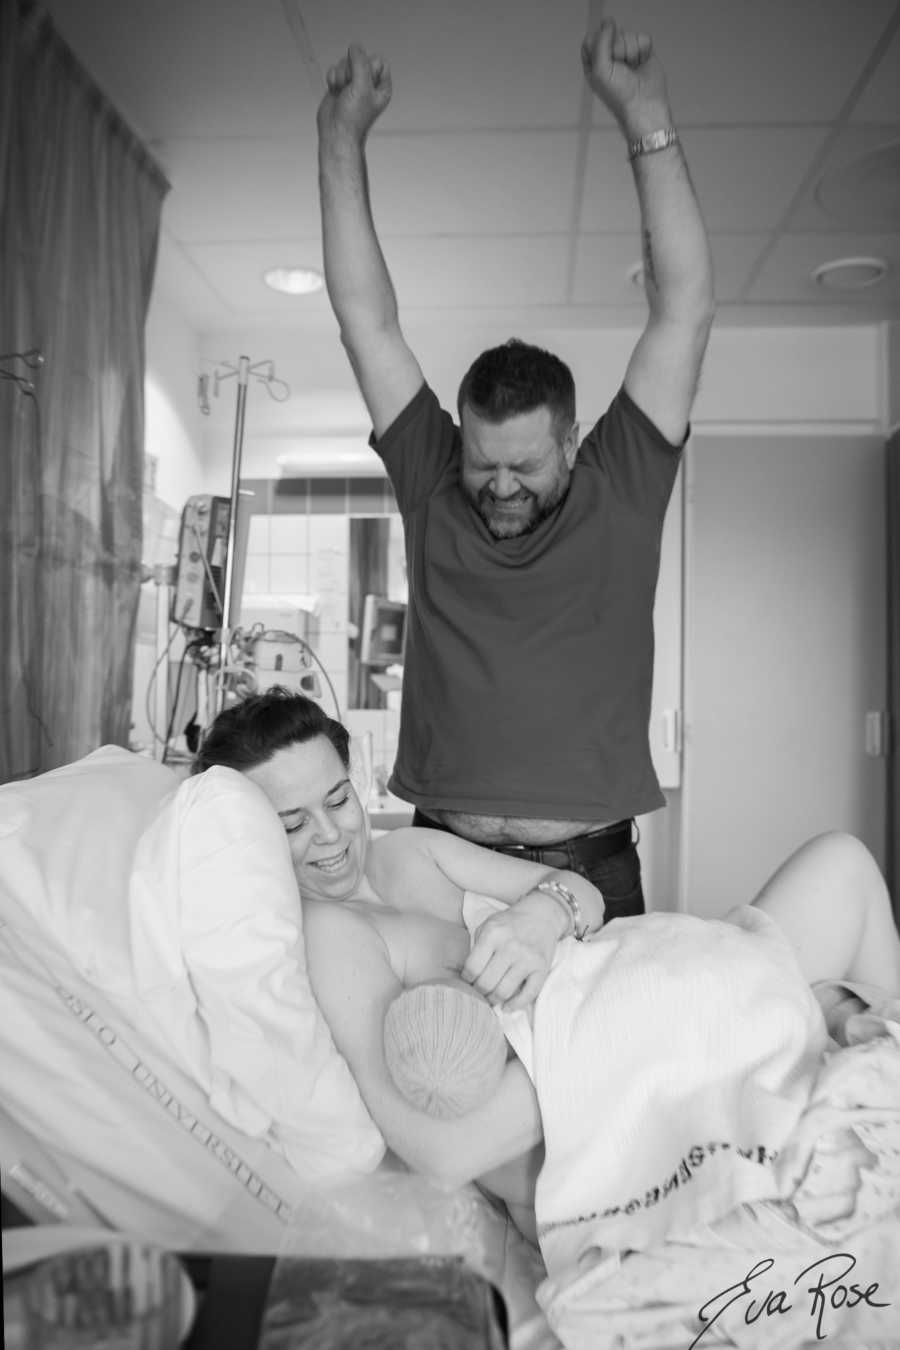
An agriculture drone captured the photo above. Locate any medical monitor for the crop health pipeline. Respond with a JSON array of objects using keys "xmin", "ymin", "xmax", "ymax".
[{"xmin": 360, "ymin": 594, "xmax": 407, "ymax": 667}]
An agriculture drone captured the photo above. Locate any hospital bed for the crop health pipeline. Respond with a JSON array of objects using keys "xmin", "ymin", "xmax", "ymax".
[
  {"xmin": 0, "ymin": 745, "xmax": 550, "ymax": 1348},
  {"xmin": 2, "ymin": 746, "xmax": 899, "ymax": 1350}
]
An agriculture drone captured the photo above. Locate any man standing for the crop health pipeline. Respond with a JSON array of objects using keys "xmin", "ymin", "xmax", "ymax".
[{"xmin": 317, "ymin": 19, "xmax": 714, "ymax": 922}]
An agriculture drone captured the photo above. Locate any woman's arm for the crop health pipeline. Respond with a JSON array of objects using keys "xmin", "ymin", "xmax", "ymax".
[
  {"xmin": 303, "ymin": 899, "xmax": 542, "ymax": 1188},
  {"xmin": 375, "ymin": 827, "xmax": 605, "ymax": 1010},
  {"xmin": 414, "ymin": 829, "xmax": 603, "ymax": 918}
]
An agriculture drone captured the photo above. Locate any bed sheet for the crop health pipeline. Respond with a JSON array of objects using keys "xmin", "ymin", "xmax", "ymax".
[{"xmin": 535, "ymin": 986, "xmax": 900, "ymax": 1350}]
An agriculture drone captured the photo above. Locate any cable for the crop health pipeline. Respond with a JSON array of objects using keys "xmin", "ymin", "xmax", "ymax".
[
  {"xmin": 143, "ymin": 620, "xmax": 186, "ymax": 747},
  {"xmin": 295, "ymin": 634, "xmax": 343, "ymax": 722},
  {"xmin": 222, "ymin": 626, "xmax": 342, "ymax": 721},
  {"xmin": 161, "ymin": 636, "xmax": 207, "ymax": 764}
]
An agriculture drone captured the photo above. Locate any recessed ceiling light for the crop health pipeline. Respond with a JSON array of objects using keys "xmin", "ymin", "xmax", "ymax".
[
  {"xmin": 812, "ymin": 256, "xmax": 890, "ymax": 291},
  {"xmin": 263, "ymin": 266, "xmax": 324, "ymax": 295}
]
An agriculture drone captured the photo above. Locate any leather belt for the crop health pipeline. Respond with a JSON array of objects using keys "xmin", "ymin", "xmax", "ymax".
[{"xmin": 485, "ymin": 819, "xmax": 633, "ymax": 869}]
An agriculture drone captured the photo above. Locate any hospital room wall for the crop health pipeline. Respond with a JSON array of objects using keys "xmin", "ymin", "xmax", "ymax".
[
  {"xmin": 674, "ymin": 324, "xmax": 889, "ymax": 918},
  {"xmin": 144, "ymin": 291, "xmax": 207, "ymax": 512},
  {"xmin": 680, "ymin": 427, "xmax": 887, "ymax": 919}
]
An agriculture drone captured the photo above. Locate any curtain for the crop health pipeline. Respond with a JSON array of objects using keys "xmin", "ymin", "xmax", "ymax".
[
  {"xmin": 0, "ymin": 0, "xmax": 169, "ymax": 781},
  {"xmin": 887, "ymin": 428, "xmax": 900, "ymax": 922}
]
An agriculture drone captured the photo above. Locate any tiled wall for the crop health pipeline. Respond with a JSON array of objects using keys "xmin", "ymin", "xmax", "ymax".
[{"xmin": 238, "ymin": 476, "xmax": 404, "ymax": 800}]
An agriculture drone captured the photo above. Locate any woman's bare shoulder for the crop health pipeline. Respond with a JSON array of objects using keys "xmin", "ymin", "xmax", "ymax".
[
  {"xmin": 367, "ymin": 829, "xmax": 462, "ymax": 915},
  {"xmin": 368, "ymin": 826, "xmax": 428, "ymax": 866},
  {"xmin": 367, "ymin": 828, "xmax": 437, "ymax": 889}
]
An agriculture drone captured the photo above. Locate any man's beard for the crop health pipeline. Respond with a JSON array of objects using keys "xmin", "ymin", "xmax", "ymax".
[{"xmin": 467, "ymin": 473, "xmax": 570, "ymax": 540}]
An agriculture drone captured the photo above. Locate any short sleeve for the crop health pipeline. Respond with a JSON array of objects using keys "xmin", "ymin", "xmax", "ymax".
[
  {"xmin": 369, "ymin": 383, "xmax": 460, "ymax": 516},
  {"xmin": 580, "ymin": 386, "xmax": 685, "ymax": 524}
]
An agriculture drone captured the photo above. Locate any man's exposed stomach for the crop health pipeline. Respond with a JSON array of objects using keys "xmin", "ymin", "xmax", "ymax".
[{"xmin": 423, "ymin": 808, "xmax": 615, "ymax": 846}]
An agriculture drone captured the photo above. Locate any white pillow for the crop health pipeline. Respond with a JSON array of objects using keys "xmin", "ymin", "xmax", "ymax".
[
  {"xmin": 0, "ymin": 747, "xmax": 320, "ymax": 1245},
  {"xmin": 0, "ymin": 745, "xmax": 384, "ymax": 1205},
  {"xmin": 0, "ymin": 745, "xmax": 177, "ymax": 973},
  {"xmin": 125, "ymin": 766, "xmax": 385, "ymax": 1182}
]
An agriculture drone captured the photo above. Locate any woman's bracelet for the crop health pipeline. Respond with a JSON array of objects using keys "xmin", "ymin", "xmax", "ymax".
[{"xmin": 535, "ymin": 879, "xmax": 590, "ymax": 942}]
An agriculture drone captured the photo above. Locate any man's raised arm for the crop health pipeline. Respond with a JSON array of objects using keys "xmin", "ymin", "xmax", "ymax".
[
  {"xmin": 583, "ymin": 20, "xmax": 715, "ymax": 445},
  {"xmin": 317, "ymin": 45, "xmax": 424, "ymax": 438}
]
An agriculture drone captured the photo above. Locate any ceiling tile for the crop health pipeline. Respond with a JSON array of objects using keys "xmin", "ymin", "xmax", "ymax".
[
  {"xmin": 186, "ymin": 232, "xmax": 573, "ymax": 315},
  {"xmin": 680, "ymin": 128, "xmax": 831, "ymax": 231},
  {"xmin": 158, "ymin": 138, "xmax": 322, "ymax": 242},
  {"xmin": 375, "ymin": 235, "xmax": 572, "ymax": 310},
  {"xmin": 181, "ymin": 238, "xmax": 330, "ymax": 315},
  {"xmin": 745, "ymin": 231, "xmax": 900, "ymax": 309},
  {"xmin": 577, "ymin": 132, "xmax": 644, "ymax": 232},
  {"xmin": 45, "ymin": 0, "xmax": 322, "ymax": 140},
  {"xmin": 298, "ymin": 0, "xmax": 587, "ymax": 131},
  {"xmin": 367, "ymin": 131, "xmax": 580, "ymax": 236},
  {"xmin": 570, "ymin": 233, "xmax": 652, "ymax": 306},
  {"xmin": 580, "ymin": 127, "xmax": 830, "ymax": 234},
  {"xmin": 590, "ymin": 0, "xmax": 897, "ymax": 126},
  {"xmin": 850, "ymin": 21, "xmax": 900, "ymax": 123},
  {"xmin": 154, "ymin": 230, "xmax": 235, "ymax": 328},
  {"xmin": 571, "ymin": 231, "xmax": 771, "ymax": 306},
  {"xmin": 39, "ymin": 0, "xmax": 900, "ymax": 336},
  {"xmin": 784, "ymin": 124, "xmax": 900, "ymax": 230},
  {"xmin": 705, "ymin": 234, "xmax": 773, "ymax": 303},
  {"xmin": 159, "ymin": 127, "xmax": 581, "ymax": 248}
]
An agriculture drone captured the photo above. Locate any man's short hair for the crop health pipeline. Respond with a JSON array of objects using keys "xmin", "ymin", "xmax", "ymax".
[{"xmin": 456, "ymin": 338, "xmax": 576, "ymax": 437}]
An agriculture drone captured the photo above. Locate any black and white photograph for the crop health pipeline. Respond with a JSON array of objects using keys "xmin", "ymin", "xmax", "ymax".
[{"xmin": 3, "ymin": 1, "xmax": 900, "ymax": 1346}]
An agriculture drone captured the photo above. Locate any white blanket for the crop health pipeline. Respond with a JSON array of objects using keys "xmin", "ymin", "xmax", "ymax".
[
  {"xmin": 538, "ymin": 989, "xmax": 900, "ymax": 1350},
  {"xmin": 462, "ymin": 897, "xmax": 827, "ymax": 1275}
]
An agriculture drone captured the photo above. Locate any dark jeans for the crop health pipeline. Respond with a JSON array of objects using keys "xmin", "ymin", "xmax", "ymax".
[{"xmin": 411, "ymin": 809, "xmax": 645, "ymax": 922}]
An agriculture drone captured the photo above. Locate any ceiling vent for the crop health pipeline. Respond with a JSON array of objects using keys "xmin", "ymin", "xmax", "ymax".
[{"xmin": 812, "ymin": 256, "xmax": 890, "ymax": 290}]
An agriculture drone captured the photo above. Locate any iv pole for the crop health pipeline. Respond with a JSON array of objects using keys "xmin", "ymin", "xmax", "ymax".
[{"xmin": 199, "ymin": 354, "xmax": 289, "ymax": 715}]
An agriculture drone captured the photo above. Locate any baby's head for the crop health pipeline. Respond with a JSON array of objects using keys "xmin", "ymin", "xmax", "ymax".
[{"xmin": 383, "ymin": 978, "xmax": 508, "ymax": 1118}]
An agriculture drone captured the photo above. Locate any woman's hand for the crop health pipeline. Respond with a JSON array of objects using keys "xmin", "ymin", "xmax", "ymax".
[{"xmin": 461, "ymin": 885, "xmax": 572, "ymax": 1012}]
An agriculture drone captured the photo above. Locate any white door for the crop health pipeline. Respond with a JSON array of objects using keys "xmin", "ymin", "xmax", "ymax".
[{"xmin": 679, "ymin": 432, "xmax": 887, "ymax": 919}]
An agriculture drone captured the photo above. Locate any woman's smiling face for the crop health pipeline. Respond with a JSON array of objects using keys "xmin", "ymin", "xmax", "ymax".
[{"xmin": 245, "ymin": 735, "xmax": 367, "ymax": 901}]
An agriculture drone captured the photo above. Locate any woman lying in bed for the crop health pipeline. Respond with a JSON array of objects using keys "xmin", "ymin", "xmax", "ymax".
[{"xmin": 192, "ymin": 688, "xmax": 900, "ymax": 1234}]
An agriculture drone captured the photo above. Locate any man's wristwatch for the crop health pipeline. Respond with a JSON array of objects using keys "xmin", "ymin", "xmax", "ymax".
[{"xmin": 627, "ymin": 126, "xmax": 680, "ymax": 161}]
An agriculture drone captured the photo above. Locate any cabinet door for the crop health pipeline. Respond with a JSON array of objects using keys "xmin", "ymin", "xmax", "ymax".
[{"xmin": 679, "ymin": 433, "xmax": 886, "ymax": 919}]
